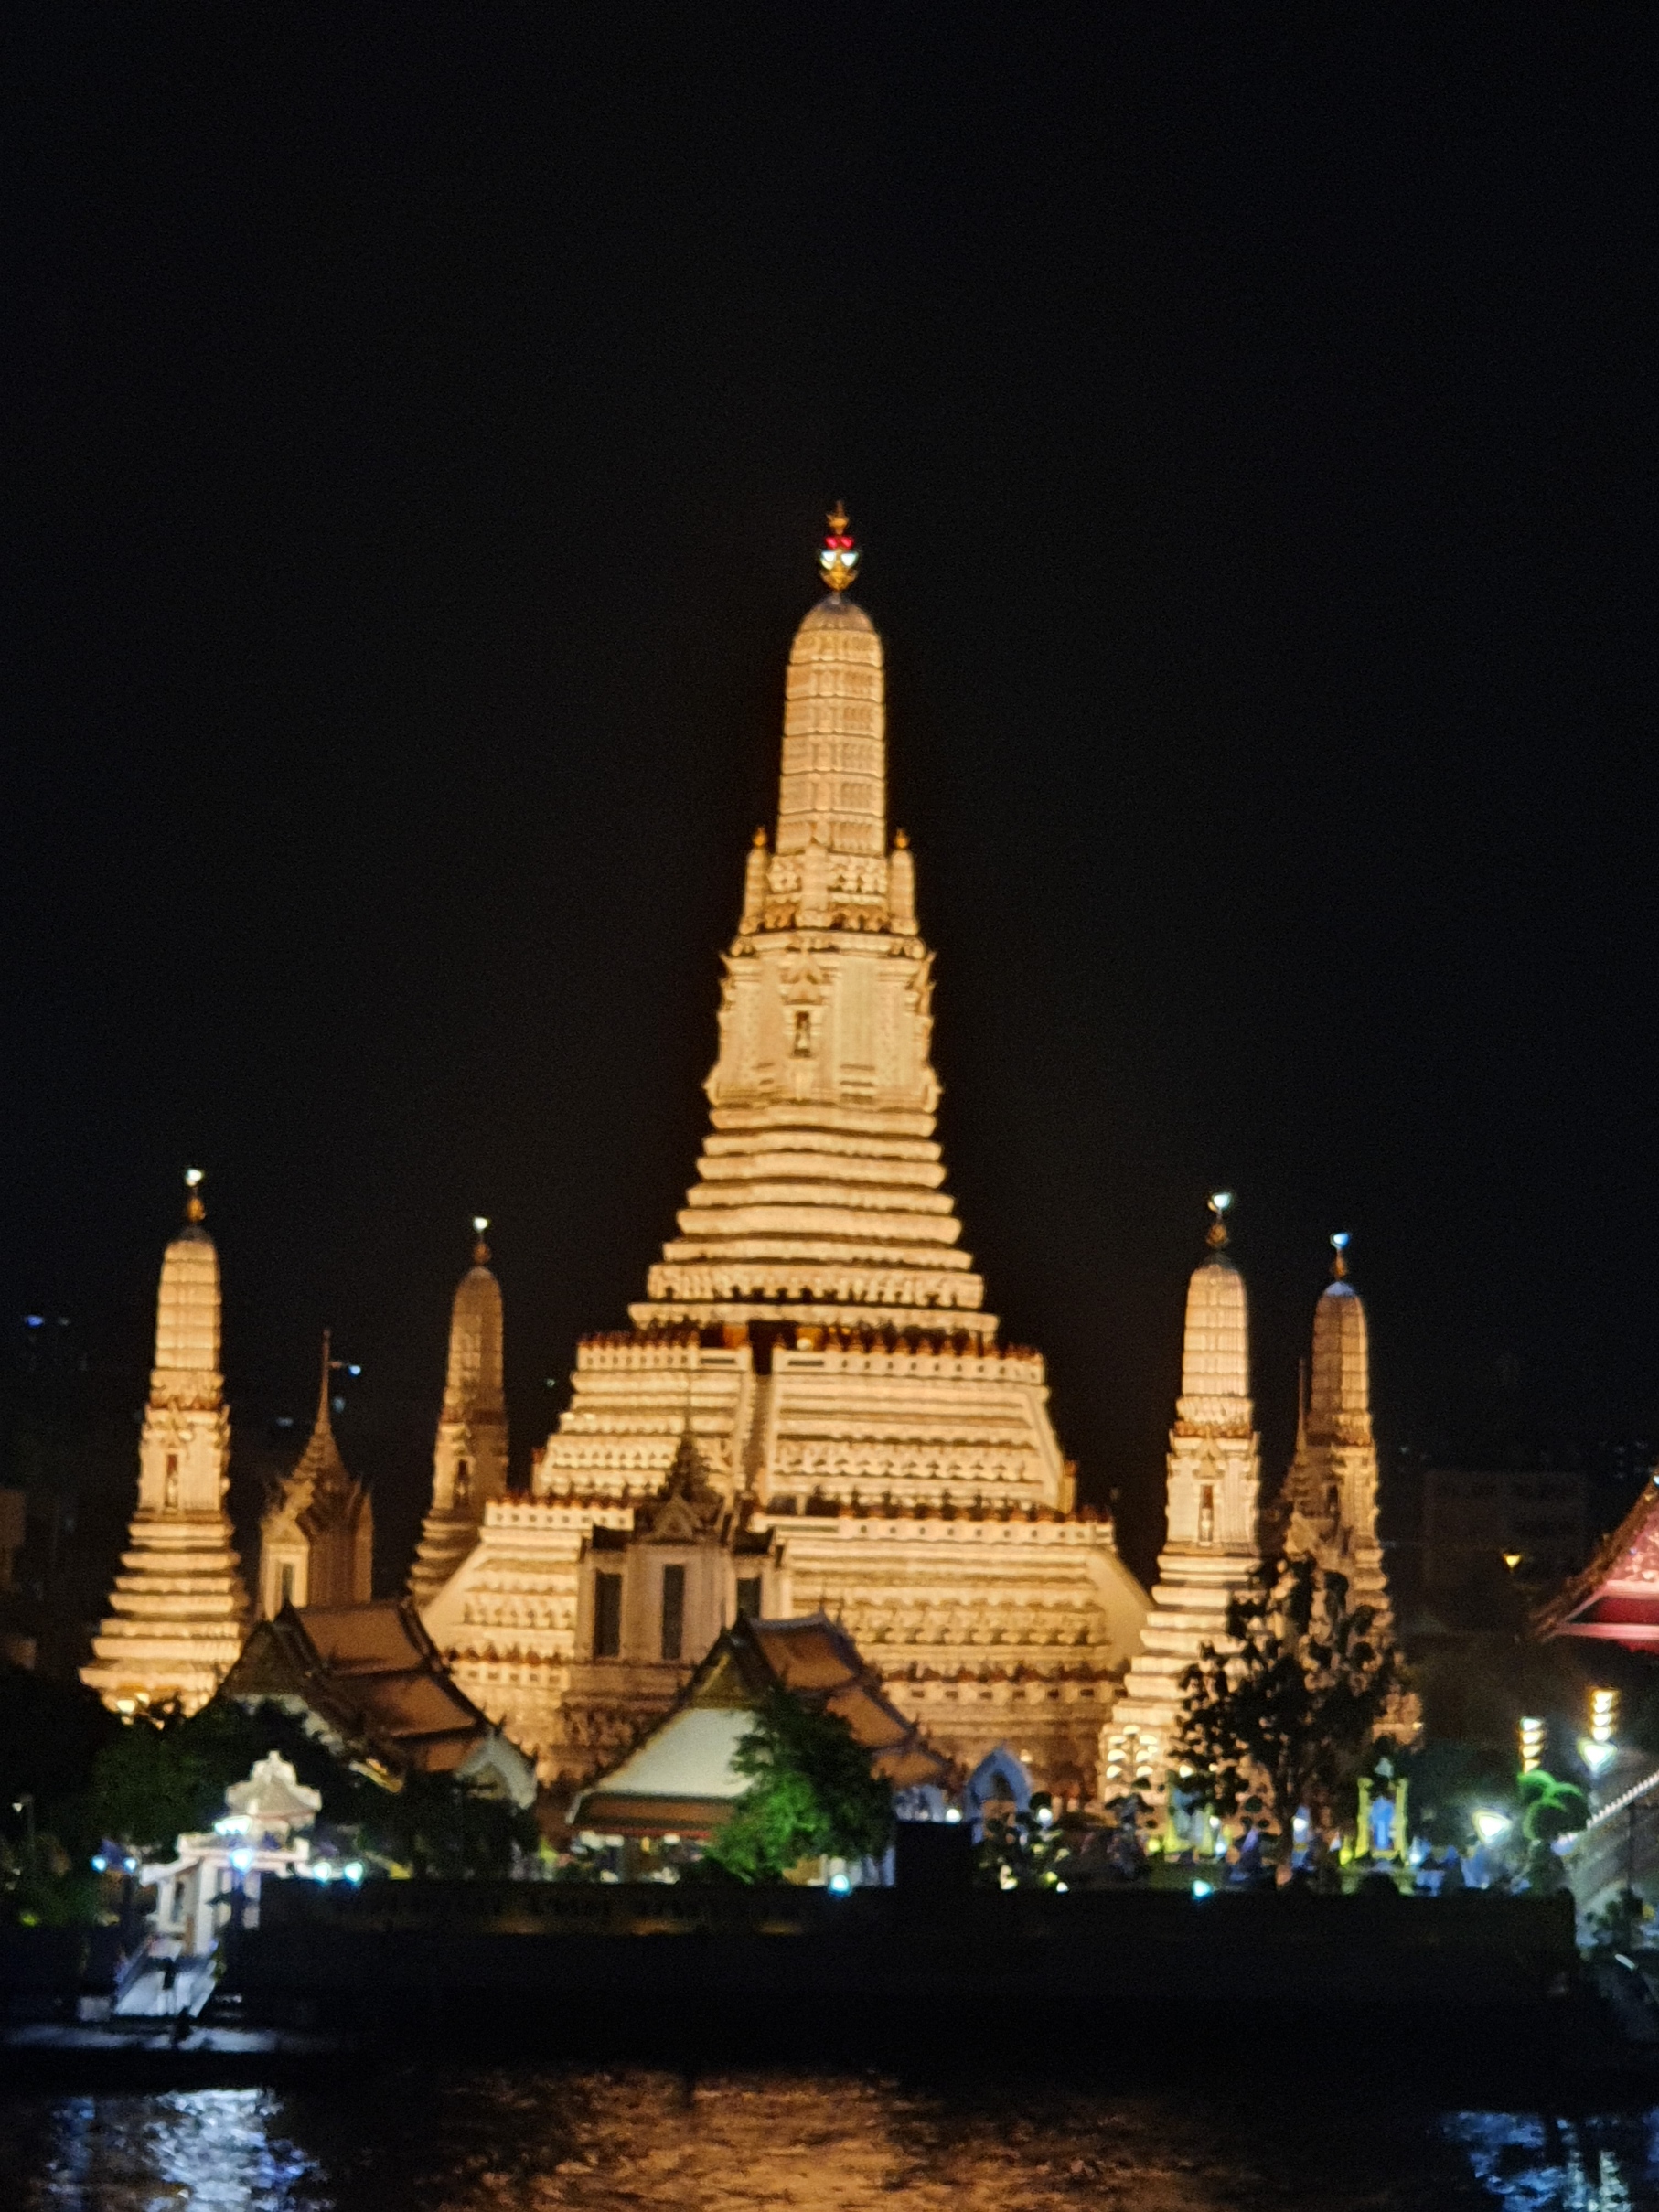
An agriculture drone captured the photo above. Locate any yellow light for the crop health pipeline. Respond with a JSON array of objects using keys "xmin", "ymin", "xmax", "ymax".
[
  {"xmin": 1590, "ymin": 1686, "xmax": 1620, "ymax": 1746},
  {"xmin": 1474, "ymin": 1810, "xmax": 1511, "ymax": 1843},
  {"xmin": 1502, "ymin": 1552, "xmax": 1524, "ymax": 1571},
  {"xmin": 472, "ymin": 1215, "xmax": 489, "ymax": 1234},
  {"xmin": 1519, "ymin": 1716, "xmax": 1546, "ymax": 1774}
]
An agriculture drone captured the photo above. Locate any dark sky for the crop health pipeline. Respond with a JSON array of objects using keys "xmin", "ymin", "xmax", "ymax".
[{"xmin": 5, "ymin": 5, "xmax": 1657, "ymax": 1587}]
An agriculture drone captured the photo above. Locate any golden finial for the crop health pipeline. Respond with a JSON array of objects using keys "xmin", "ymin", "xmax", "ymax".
[
  {"xmin": 819, "ymin": 504, "xmax": 860, "ymax": 595},
  {"xmin": 1206, "ymin": 1191, "xmax": 1233, "ymax": 1250},
  {"xmin": 472, "ymin": 1214, "xmax": 491, "ymax": 1265},
  {"xmin": 752, "ymin": 826, "xmax": 767, "ymax": 848},
  {"xmin": 894, "ymin": 828, "xmax": 909, "ymax": 849},
  {"xmin": 316, "ymin": 1327, "xmax": 334, "ymax": 1425},
  {"xmin": 183, "ymin": 1166, "xmax": 206, "ymax": 1224},
  {"xmin": 1330, "ymin": 1231, "xmax": 1350, "ymax": 1280}
]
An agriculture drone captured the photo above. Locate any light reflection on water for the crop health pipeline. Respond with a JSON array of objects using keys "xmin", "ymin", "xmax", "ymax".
[{"xmin": 2, "ymin": 2071, "xmax": 1658, "ymax": 2209}]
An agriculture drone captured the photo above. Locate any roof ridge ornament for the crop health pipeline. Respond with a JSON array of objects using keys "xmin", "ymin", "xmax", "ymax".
[
  {"xmin": 1206, "ymin": 1191, "xmax": 1233, "ymax": 1251},
  {"xmin": 184, "ymin": 1165, "xmax": 206, "ymax": 1224},
  {"xmin": 819, "ymin": 503, "xmax": 860, "ymax": 596}
]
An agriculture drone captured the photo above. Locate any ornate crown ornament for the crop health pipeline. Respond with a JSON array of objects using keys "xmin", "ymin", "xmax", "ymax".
[{"xmin": 819, "ymin": 503, "xmax": 860, "ymax": 594}]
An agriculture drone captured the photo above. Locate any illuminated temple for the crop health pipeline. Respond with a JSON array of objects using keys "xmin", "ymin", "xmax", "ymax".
[
  {"xmin": 82, "ymin": 1177, "xmax": 252, "ymax": 1714},
  {"xmin": 423, "ymin": 515, "xmax": 1151, "ymax": 1790}
]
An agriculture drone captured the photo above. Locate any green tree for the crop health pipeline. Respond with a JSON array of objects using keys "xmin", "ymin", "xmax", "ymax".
[
  {"xmin": 702, "ymin": 1688, "xmax": 893, "ymax": 1884},
  {"xmin": 1173, "ymin": 1555, "xmax": 1398, "ymax": 1861}
]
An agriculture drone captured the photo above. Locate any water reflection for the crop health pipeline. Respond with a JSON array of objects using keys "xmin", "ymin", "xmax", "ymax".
[{"xmin": 3, "ymin": 2070, "xmax": 1659, "ymax": 2209}]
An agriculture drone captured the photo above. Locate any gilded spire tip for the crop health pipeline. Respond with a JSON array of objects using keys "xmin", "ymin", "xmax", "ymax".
[
  {"xmin": 472, "ymin": 1215, "xmax": 491, "ymax": 1264},
  {"xmin": 183, "ymin": 1166, "xmax": 206, "ymax": 1224},
  {"xmin": 1330, "ymin": 1231, "xmax": 1350, "ymax": 1280},
  {"xmin": 819, "ymin": 504, "xmax": 859, "ymax": 596},
  {"xmin": 1206, "ymin": 1190, "xmax": 1233, "ymax": 1250}
]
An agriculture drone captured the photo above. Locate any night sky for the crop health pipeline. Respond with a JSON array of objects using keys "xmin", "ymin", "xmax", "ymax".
[{"xmin": 5, "ymin": 7, "xmax": 1657, "ymax": 1590}]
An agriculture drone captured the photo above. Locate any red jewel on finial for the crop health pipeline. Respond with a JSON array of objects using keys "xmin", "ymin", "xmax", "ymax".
[{"xmin": 819, "ymin": 504, "xmax": 860, "ymax": 594}]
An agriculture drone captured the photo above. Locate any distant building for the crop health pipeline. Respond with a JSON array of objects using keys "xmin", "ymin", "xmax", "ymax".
[{"xmin": 1422, "ymin": 1468, "xmax": 1587, "ymax": 1601}]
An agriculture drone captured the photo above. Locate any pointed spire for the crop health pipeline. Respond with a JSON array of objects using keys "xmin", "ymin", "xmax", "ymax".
[
  {"xmin": 819, "ymin": 503, "xmax": 860, "ymax": 596},
  {"xmin": 1307, "ymin": 1238, "xmax": 1372, "ymax": 1446},
  {"xmin": 1176, "ymin": 1194, "xmax": 1252, "ymax": 1432},
  {"xmin": 314, "ymin": 1328, "xmax": 335, "ymax": 1434}
]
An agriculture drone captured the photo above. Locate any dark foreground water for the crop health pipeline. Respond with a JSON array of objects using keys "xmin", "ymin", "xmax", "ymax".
[{"xmin": 1, "ymin": 2066, "xmax": 1656, "ymax": 2210}]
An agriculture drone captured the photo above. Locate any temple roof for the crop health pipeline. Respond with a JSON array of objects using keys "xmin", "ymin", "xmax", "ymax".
[
  {"xmin": 574, "ymin": 1610, "xmax": 950, "ymax": 1838},
  {"xmin": 1536, "ymin": 1474, "xmax": 1659, "ymax": 1648},
  {"xmin": 273, "ymin": 1333, "xmax": 369, "ymax": 1537},
  {"xmin": 221, "ymin": 1596, "xmax": 535, "ymax": 1799}
]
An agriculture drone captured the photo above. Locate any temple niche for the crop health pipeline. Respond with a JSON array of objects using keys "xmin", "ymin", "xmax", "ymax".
[
  {"xmin": 421, "ymin": 516, "xmax": 1151, "ymax": 1791},
  {"xmin": 82, "ymin": 1173, "xmax": 252, "ymax": 1715}
]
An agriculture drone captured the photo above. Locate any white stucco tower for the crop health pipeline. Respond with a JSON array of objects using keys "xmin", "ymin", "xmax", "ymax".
[
  {"xmin": 423, "ymin": 514, "xmax": 1150, "ymax": 1789},
  {"xmin": 1282, "ymin": 1237, "xmax": 1393, "ymax": 1637},
  {"xmin": 83, "ymin": 1172, "xmax": 252, "ymax": 1713},
  {"xmin": 408, "ymin": 1222, "xmax": 508, "ymax": 1607},
  {"xmin": 1102, "ymin": 1195, "xmax": 1264, "ymax": 1795}
]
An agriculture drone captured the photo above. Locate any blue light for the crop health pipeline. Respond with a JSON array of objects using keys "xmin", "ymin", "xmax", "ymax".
[
  {"xmin": 1192, "ymin": 1879, "xmax": 1214, "ymax": 1899},
  {"xmin": 23, "ymin": 1316, "xmax": 42, "ymax": 1330},
  {"xmin": 828, "ymin": 1873, "xmax": 851, "ymax": 1895},
  {"xmin": 347, "ymin": 1363, "xmax": 361, "ymax": 1377},
  {"xmin": 91, "ymin": 1854, "xmax": 107, "ymax": 1873}
]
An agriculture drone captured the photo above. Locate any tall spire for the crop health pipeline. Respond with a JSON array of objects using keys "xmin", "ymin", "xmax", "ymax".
[
  {"xmin": 82, "ymin": 1172, "xmax": 252, "ymax": 1714},
  {"xmin": 409, "ymin": 1219, "xmax": 509, "ymax": 1610},
  {"xmin": 1103, "ymin": 1196, "xmax": 1263, "ymax": 1800},
  {"xmin": 1282, "ymin": 1238, "xmax": 1401, "ymax": 1679},
  {"xmin": 257, "ymin": 1327, "xmax": 373, "ymax": 1616}
]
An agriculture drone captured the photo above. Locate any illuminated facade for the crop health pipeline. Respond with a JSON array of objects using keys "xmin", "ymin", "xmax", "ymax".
[
  {"xmin": 1280, "ymin": 1240, "xmax": 1392, "ymax": 1635},
  {"xmin": 407, "ymin": 1224, "xmax": 509, "ymax": 1607},
  {"xmin": 1101, "ymin": 1200, "xmax": 1263, "ymax": 1796},
  {"xmin": 257, "ymin": 1334, "xmax": 374, "ymax": 1617},
  {"xmin": 83, "ymin": 1176, "xmax": 252, "ymax": 1714},
  {"xmin": 423, "ymin": 518, "xmax": 1150, "ymax": 1790}
]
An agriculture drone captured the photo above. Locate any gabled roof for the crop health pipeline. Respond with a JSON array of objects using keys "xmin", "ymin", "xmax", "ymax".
[
  {"xmin": 220, "ymin": 1597, "xmax": 533, "ymax": 1798},
  {"xmin": 573, "ymin": 1611, "xmax": 950, "ymax": 1838},
  {"xmin": 1535, "ymin": 1476, "xmax": 1659, "ymax": 1647}
]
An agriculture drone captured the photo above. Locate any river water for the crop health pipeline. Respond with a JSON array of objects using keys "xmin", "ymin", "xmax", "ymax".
[{"xmin": 0, "ymin": 2065, "xmax": 1655, "ymax": 2209}]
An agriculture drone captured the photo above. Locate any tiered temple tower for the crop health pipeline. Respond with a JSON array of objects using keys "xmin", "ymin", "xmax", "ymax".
[
  {"xmin": 83, "ymin": 1173, "xmax": 252, "ymax": 1713},
  {"xmin": 423, "ymin": 514, "xmax": 1150, "ymax": 1790},
  {"xmin": 257, "ymin": 1332, "xmax": 374, "ymax": 1615},
  {"xmin": 1280, "ymin": 1237, "xmax": 1391, "ymax": 1632},
  {"xmin": 1101, "ymin": 1196, "xmax": 1263, "ymax": 1796},
  {"xmin": 408, "ymin": 1222, "xmax": 508, "ymax": 1607}
]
